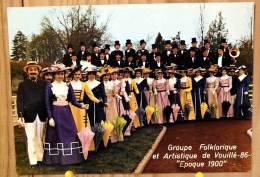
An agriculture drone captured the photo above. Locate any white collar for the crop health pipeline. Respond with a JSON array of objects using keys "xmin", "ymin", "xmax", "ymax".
[
  {"xmin": 135, "ymin": 77, "xmax": 144, "ymax": 84},
  {"xmin": 238, "ymin": 74, "xmax": 247, "ymax": 81},
  {"xmin": 181, "ymin": 76, "xmax": 187, "ymax": 82},
  {"xmin": 194, "ymin": 76, "xmax": 203, "ymax": 82},
  {"xmin": 87, "ymin": 79, "xmax": 100, "ymax": 90}
]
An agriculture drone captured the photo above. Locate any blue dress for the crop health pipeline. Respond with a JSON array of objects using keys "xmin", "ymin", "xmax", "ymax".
[
  {"xmin": 85, "ymin": 81, "xmax": 107, "ymax": 127},
  {"xmin": 192, "ymin": 77, "xmax": 206, "ymax": 120},
  {"xmin": 135, "ymin": 79, "xmax": 150, "ymax": 109},
  {"xmin": 234, "ymin": 75, "xmax": 252, "ymax": 117},
  {"xmin": 43, "ymin": 81, "xmax": 84, "ymax": 165}
]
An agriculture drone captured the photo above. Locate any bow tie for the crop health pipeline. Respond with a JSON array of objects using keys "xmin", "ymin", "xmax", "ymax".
[{"xmin": 219, "ymin": 55, "xmax": 223, "ymax": 57}]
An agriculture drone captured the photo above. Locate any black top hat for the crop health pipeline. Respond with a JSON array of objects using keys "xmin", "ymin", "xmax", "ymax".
[
  {"xmin": 221, "ymin": 38, "xmax": 227, "ymax": 43},
  {"xmin": 152, "ymin": 44, "xmax": 157, "ymax": 49},
  {"xmin": 189, "ymin": 47, "xmax": 196, "ymax": 52},
  {"xmin": 172, "ymin": 43, "xmax": 178, "ymax": 49},
  {"xmin": 80, "ymin": 41, "xmax": 86, "ymax": 47},
  {"xmin": 99, "ymin": 49, "xmax": 105, "ymax": 55},
  {"xmin": 104, "ymin": 44, "xmax": 110, "ymax": 50},
  {"xmin": 218, "ymin": 45, "xmax": 225, "ymax": 51},
  {"xmin": 204, "ymin": 39, "xmax": 210, "ymax": 44},
  {"xmin": 126, "ymin": 39, "xmax": 132, "ymax": 45},
  {"xmin": 180, "ymin": 40, "xmax": 186, "ymax": 45},
  {"xmin": 191, "ymin": 37, "xmax": 197, "ymax": 43},
  {"xmin": 114, "ymin": 40, "xmax": 121, "ymax": 46},
  {"xmin": 201, "ymin": 47, "xmax": 207, "ymax": 53},
  {"xmin": 165, "ymin": 40, "xmax": 171, "ymax": 45},
  {"xmin": 92, "ymin": 42, "xmax": 98, "ymax": 48},
  {"xmin": 71, "ymin": 52, "xmax": 77, "ymax": 57},
  {"xmin": 126, "ymin": 52, "xmax": 133, "ymax": 58},
  {"xmin": 140, "ymin": 39, "xmax": 146, "ymax": 45},
  {"xmin": 67, "ymin": 44, "xmax": 73, "ymax": 49},
  {"xmin": 155, "ymin": 53, "xmax": 162, "ymax": 57},
  {"xmin": 141, "ymin": 52, "xmax": 147, "ymax": 57}
]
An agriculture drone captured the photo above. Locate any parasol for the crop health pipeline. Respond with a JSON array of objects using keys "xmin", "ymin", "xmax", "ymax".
[
  {"xmin": 135, "ymin": 107, "xmax": 145, "ymax": 127},
  {"xmin": 211, "ymin": 97, "xmax": 218, "ymax": 118},
  {"xmin": 122, "ymin": 114, "xmax": 132, "ymax": 136},
  {"xmin": 222, "ymin": 93, "xmax": 231, "ymax": 117},
  {"xmin": 100, "ymin": 121, "xmax": 114, "ymax": 148},
  {"xmin": 172, "ymin": 94, "xmax": 180, "ymax": 121},
  {"xmin": 163, "ymin": 105, "xmax": 173, "ymax": 123},
  {"xmin": 184, "ymin": 93, "xmax": 191, "ymax": 118},
  {"xmin": 91, "ymin": 123, "xmax": 106, "ymax": 151},
  {"xmin": 77, "ymin": 127, "xmax": 95, "ymax": 160},
  {"xmin": 200, "ymin": 102, "xmax": 208, "ymax": 119},
  {"xmin": 112, "ymin": 116, "xmax": 127, "ymax": 140},
  {"xmin": 145, "ymin": 106, "xmax": 155, "ymax": 124},
  {"xmin": 240, "ymin": 94, "xmax": 251, "ymax": 118}
]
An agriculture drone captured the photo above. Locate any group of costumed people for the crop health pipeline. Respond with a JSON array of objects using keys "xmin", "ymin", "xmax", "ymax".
[{"xmin": 16, "ymin": 37, "xmax": 252, "ymax": 167}]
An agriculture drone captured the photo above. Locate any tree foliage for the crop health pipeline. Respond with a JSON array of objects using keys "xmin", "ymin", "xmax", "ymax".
[
  {"xmin": 171, "ymin": 31, "xmax": 181, "ymax": 45},
  {"xmin": 155, "ymin": 32, "xmax": 164, "ymax": 53},
  {"xmin": 196, "ymin": 4, "xmax": 206, "ymax": 48},
  {"xmin": 205, "ymin": 11, "xmax": 229, "ymax": 51},
  {"xmin": 11, "ymin": 31, "xmax": 28, "ymax": 61}
]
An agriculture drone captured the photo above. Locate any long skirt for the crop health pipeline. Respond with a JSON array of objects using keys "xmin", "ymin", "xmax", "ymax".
[
  {"xmin": 155, "ymin": 91, "xmax": 169, "ymax": 124},
  {"xmin": 217, "ymin": 89, "xmax": 234, "ymax": 118},
  {"xmin": 207, "ymin": 88, "xmax": 220, "ymax": 119},
  {"xmin": 179, "ymin": 90, "xmax": 196, "ymax": 120},
  {"xmin": 43, "ymin": 105, "xmax": 84, "ymax": 165}
]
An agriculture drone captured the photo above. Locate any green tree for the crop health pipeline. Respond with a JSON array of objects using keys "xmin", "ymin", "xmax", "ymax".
[
  {"xmin": 205, "ymin": 11, "xmax": 229, "ymax": 52},
  {"xmin": 41, "ymin": 6, "xmax": 111, "ymax": 53},
  {"xmin": 11, "ymin": 31, "xmax": 28, "ymax": 61},
  {"xmin": 155, "ymin": 32, "xmax": 164, "ymax": 53},
  {"xmin": 171, "ymin": 31, "xmax": 181, "ymax": 45}
]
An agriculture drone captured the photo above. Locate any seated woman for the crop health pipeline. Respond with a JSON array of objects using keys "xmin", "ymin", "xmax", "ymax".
[{"xmin": 43, "ymin": 63, "xmax": 88, "ymax": 165}]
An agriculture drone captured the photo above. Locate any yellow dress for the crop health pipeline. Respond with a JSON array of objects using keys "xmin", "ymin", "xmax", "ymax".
[
  {"xmin": 179, "ymin": 77, "xmax": 196, "ymax": 120},
  {"xmin": 125, "ymin": 78, "xmax": 140, "ymax": 127}
]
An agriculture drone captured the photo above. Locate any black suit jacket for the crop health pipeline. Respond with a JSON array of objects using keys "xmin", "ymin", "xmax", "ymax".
[
  {"xmin": 197, "ymin": 56, "xmax": 213, "ymax": 69},
  {"xmin": 161, "ymin": 50, "xmax": 172, "ymax": 63},
  {"xmin": 124, "ymin": 61, "xmax": 136, "ymax": 70},
  {"xmin": 91, "ymin": 53, "xmax": 100, "ymax": 66},
  {"xmin": 63, "ymin": 53, "xmax": 72, "ymax": 67},
  {"xmin": 77, "ymin": 50, "xmax": 90, "ymax": 61},
  {"xmin": 167, "ymin": 53, "xmax": 179, "ymax": 66},
  {"xmin": 110, "ymin": 59, "xmax": 125, "ymax": 68},
  {"xmin": 125, "ymin": 48, "xmax": 136, "ymax": 58},
  {"xmin": 150, "ymin": 60, "xmax": 165, "ymax": 71},
  {"xmin": 138, "ymin": 60, "xmax": 150, "ymax": 68},
  {"xmin": 17, "ymin": 79, "xmax": 47, "ymax": 123},
  {"xmin": 111, "ymin": 50, "xmax": 124, "ymax": 61}
]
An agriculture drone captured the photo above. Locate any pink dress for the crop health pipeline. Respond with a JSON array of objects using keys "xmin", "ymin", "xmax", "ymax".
[
  {"xmin": 217, "ymin": 76, "xmax": 233, "ymax": 118},
  {"xmin": 153, "ymin": 79, "xmax": 170, "ymax": 124}
]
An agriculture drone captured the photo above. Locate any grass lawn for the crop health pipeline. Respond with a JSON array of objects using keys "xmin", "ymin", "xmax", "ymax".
[{"xmin": 15, "ymin": 125, "xmax": 163, "ymax": 175}]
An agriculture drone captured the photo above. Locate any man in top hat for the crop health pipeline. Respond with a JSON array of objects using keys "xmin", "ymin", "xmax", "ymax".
[
  {"xmin": 136, "ymin": 39, "xmax": 149, "ymax": 58},
  {"xmin": 150, "ymin": 53, "xmax": 165, "ymax": 71},
  {"xmin": 125, "ymin": 39, "xmax": 136, "ymax": 60},
  {"xmin": 191, "ymin": 37, "xmax": 201, "ymax": 58},
  {"xmin": 148, "ymin": 44, "xmax": 159, "ymax": 63},
  {"xmin": 17, "ymin": 61, "xmax": 47, "ymax": 166},
  {"xmin": 186, "ymin": 47, "xmax": 199, "ymax": 69},
  {"xmin": 104, "ymin": 44, "xmax": 111, "ymax": 61},
  {"xmin": 77, "ymin": 41, "xmax": 90, "ymax": 62},
  {"xmin": 91, "ymin": 42, "xmax": 100, "ymax": 66},
  {"xmin": 110, "ymin": 51, "xmax": 125, "ymax": 68},
  {"xmin": 111, "ymin": 40, "xmax": 124, "ymax": 61},
  {"xmin": 196, "ymin": 47, "xmax": 213, "ymax": 70},
  {"xmin": 124, "ymin": 52, "xmax": 136, "ymax": 70},
  {"xmin": 203, "ymin": 39, "xmax": 215, "ymax": 59},
  {"xmin": 63, "ymin": 44, "xmax": 74, "ymax": 67},
  {"xmin": 167, "ymin": 43, "xmax": 179, "ymax": 66},
  {"xmin": 138, "ymin": 52, "xmax": 150, "ymax": 68},
  {"xmin": 220, "ymin": 38, "xmax": 235, "ymax": 64},
  {"xmin": 214, "ymin": 45, "xmax": 232, "ymax": 68},
  {"xmin": 161, "ymin": 40, "xmax": 172, "ymax": 64},
  {"xmin": 40, "ymin": 67, "xmax": 53, "ymax": 83},
  {"xmin": 177, "ymin": 40, "xmax": 188, "ymax": 61}
]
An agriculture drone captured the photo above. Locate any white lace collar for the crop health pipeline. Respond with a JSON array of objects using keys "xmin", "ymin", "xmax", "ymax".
[
  {"xmin": 87, "ymin": 79, "xmax": 100, "ymax": 90},
  {"xmin": 181, "ymin": 76, "xmax": 187, "ymax": 82},
  {"xmin": 51, "ymin": 81, "xmax": 68, "ymax": 101},
  {"xmin": 194, "ymin": 76, "xmax": 203, "ymax": 82},
  {"xmin": 238, "ymin": 74, "xmax": 247, "ymax": 81},
  {"xmin": 70, "ymin": 80, "xmax": 82, "ymax": 90},
  {"xmin": 135, "ymin": 77, "xmax": 144, "ymax": 84}
]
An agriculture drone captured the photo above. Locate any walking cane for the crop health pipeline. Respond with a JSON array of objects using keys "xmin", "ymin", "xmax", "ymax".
[{"xmin": 18, "ymin": 112, "xmax": 31, "ymax": 169}]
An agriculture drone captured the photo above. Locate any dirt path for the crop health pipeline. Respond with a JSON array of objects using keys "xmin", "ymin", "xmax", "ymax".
[{"xmin": 142, "ymin": 118, "xmax": 251, "ymax": 173}]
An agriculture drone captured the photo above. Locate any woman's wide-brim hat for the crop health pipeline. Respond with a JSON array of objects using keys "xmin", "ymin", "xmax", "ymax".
[
  {"xmin": 68, "ymin": 65, "xmax": 82, "ymax": 78},
  {"xmin": 177, "ymin": 66, "xmax": 188, "ymax": 73},
  {"xmin": 207, "ymin": 66, "xmax": 218, "ymax": 73},
  {"xmin": 48, "ymin": 63, "xmax": 67, "ymax": 73},
  {"xmin": 23, "ymin": 61, "xmax": 42, "ymax": 73},
  {"xmin": 134, "ymin": 67, "xmax": 143, "ymax": 74},
  {"xmin": 39, "ymin": 67, "xmax": 52, "ymax": 77},
  {"xmin": 142, "ymin": 68, "xmax": 153, "ymax": 74},
  {"xmin": 86, "ymin": 65, "xmax": 98, "ymax": 73},
  {"xmin": 100, "ymin": 66, "xmax": 112, "ymax": 76}
]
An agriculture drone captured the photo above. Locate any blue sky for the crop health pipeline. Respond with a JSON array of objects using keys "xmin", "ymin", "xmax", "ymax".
[{"xmin": 7, "ymin": 2, "xmax": 254, "ymax": 53}]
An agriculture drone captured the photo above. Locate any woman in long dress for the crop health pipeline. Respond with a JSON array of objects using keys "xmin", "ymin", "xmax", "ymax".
[
  {"xmin": 134, "ymin": 68, "xmax": 150, "ymax": 126},
  {"xmin": 43, "ymin": 63, "xmax": 87, "ymax": 165},
  {"xmin": 234, "ymin": 65, "xmax": 252, "ymax": 118},
  {"xmin": 153, "ymin": 69, "xmax": 170, "ymax": 124},
  {"xmin": 205, "ymin": 67, "xmax": 219, "ymax": 119},
  {"xmin": 192, "ymin": 68, "xmax": 206, "ymax": 120},
  {"xmin": 178, "ymin": 68, "xmax": 196, "ymax": 120},
  {"xmin": 142, "ymin": 68, "xmax": 154, "ymax": 108},
  {"xmin": 123, "ymin": 67, "xmax": 140, "ymax": 127},
  {"xmin": 69, "ymin": 67, "xmax": 101, "ymax": 131},
  {"xmin": 167, "ymin": 69, "xmax": 181, "ymax": 122},
  {"xmin": 85, "ymin": 66, "xmax": 108, "ymax": 127},
  {"xmin": 217, "ymin": 67, "xmax": 233, "ymax": 118}
]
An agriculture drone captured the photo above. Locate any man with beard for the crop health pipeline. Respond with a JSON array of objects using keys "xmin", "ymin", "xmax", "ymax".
[
  {"xmin": 17, "ymin": 61, "xmax": 47, "ymax": 167},
  {"xmin": 63, "ymin": 44, "xmax": 74, "ymax": 67},
  {"xmin": 40, "ymin": 67, "xmax": 53, "ymax": 83}
]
